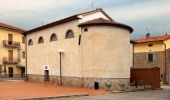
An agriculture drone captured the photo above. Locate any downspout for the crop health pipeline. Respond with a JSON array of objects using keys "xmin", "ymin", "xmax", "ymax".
[
  {"xmin": 25, "ymin": 34, "xmax": 28, "ymax": 81},
  {"xmin": 80, "ymin": 26, "xmax": 84, "ymax": 88},
  {"xmin": 162, "ymin": 41, "xmax": 167, "ymax": 84},
  {"xmin": 133, "ymin": 43, "xmax": 135, "ymax": 67},
  {"xmin": 59, "ymin": 52, "xmax": 62, "ymax": 86}
]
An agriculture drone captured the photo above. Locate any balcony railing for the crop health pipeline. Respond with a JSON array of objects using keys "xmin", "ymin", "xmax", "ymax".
[
  {"xmin": 3, "ymin": 57, "xmax": 20, "ymax": 64},
  {"xmin": 3, "ymin": 40, "xmax": 20, "ymax": 48},
  {"xmin": 0, "ymin": 74, "xmax": 25, "ymax": 79}
]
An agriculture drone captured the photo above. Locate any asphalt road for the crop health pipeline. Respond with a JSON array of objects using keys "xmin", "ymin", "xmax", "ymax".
[{"xmin": 51, "ymin": 86, "xmax": 170, "ymax": 100}]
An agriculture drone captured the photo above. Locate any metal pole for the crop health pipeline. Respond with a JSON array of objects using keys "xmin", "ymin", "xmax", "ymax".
[{"xmin": 60, "ymin": 52, "xmax": 62, "ymax": 86}]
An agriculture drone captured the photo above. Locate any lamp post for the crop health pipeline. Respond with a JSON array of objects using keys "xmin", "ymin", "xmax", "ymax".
[{"xmin": 58, "ymin": 49, "xmax": 63, "ymax": 86}]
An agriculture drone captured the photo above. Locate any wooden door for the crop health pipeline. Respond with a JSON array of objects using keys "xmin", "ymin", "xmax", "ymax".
[
  {"xmin": 8, "ymin": 50, "xmax": 13, "ymax": 63},
  {"xmin": 8, "ymin": 67, "xmax": 13, "ymax": 78},
  {"xmin": 44, "ymin": 70, "xmax": 50, "ymax": 82}
]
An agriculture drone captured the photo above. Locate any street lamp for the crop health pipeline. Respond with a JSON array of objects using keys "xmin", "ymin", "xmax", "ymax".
[{"xmin": 58, "ymin": 49, "xmax": 64, "ymax": 86}]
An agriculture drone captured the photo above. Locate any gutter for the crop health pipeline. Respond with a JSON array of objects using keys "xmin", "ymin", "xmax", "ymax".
[{"xmin": 133, "ymin": 43, "xmax": 135, "ymax": 67}]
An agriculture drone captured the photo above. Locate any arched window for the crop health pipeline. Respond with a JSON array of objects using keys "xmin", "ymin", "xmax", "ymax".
[
  {"xmin": 50, "ymin": 33, "xmax": 57, "ymax": 41},
  {"xmin": 28, "ymin": 39, "xmax": 33, "ymax": 46},
  {"xmin": 65, "ymin": 30, "xmax": 74, "ymax": 39},
  {"xmin": 38, "ymin": 36, "xmax": 44, "ymax": 44}
]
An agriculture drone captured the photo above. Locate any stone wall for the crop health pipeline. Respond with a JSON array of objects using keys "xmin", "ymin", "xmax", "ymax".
[
  {"xmin": 27, "ymin": 74, "xmax": 129, "ymax": 89},
  {"xmin": 134, "ymin": 51, "xmax": 165, "ymax": 76}
]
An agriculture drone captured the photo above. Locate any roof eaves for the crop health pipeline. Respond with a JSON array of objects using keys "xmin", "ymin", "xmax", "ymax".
[
  {"xmin": 0, "ymin": 26, "xmax": 26, "ymax": 33},
  {"xmin": 77, "ymin": 8, "xmax": 114, "ymax": 21},
  {"xmin": 25, "ymin": 15, "xmax": 79, "ymax": 34},
  {"xmin": 135, "ymin": 40, "xmax": 163, "ymax": 44},
  {"xmin": 78, "ymin": 22, "xmax": 133, "ymax": 33}
]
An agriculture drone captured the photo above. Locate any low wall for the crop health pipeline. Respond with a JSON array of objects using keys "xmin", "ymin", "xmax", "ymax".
[{"xmin": 27, "ymin": 74, "xmax": 129, "ymax": 89}]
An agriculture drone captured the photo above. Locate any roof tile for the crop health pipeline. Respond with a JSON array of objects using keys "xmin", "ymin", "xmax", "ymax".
[
  {"xmin": 134, "ymin": 35, "xmax": 170, "ymax": 43},
  {"xmin": 0, "ymin": 23, "xmax": 25, "ymax": 32}
]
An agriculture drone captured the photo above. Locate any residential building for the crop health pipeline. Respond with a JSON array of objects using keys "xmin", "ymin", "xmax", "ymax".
[
  {"xmin": 134, "ymin": 34, "xmax": 170, "ymax": 84},
  {"xmin": 0, "ymin": 23, "xmax": 26, "ymax": 78},
  {"xmin": 25, "ymin": 8, "xmax": 133, "ymax": 89}
]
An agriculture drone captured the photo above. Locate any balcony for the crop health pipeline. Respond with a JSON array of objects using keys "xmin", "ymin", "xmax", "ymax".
[
  {"xmin": 3, "ymin": 57, "xmax": 20, "ymax": 64},
  {"xmin": 3, "ymin": 40, "xmax": 20, "ymax": 48}
]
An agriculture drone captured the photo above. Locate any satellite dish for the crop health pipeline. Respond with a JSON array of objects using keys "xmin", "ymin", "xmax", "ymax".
[{"xmin": 146, "ymin": 33, "xmax": 150, "ymax": 38}]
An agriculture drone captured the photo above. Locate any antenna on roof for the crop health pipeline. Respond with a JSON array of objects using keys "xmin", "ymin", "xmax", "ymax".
[
  {"xmin": 41, "ymin": 21, "xmax": 44, "ymax": 25},
  {"xmin": 165, "ymin": 32, "xmax": 168, "ymax": 35},
  {"xmin": 91, "ymin": 0, "xmax": 95, "ymax": 10},
  {"xmin": 146, "ymin": 26, "xmax": 151, "ymax": 38}
]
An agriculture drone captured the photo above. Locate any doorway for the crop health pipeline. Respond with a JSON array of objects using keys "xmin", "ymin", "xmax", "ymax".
[
  {"xmin": 8, "ymin": 67, "xmax": 13, "ymax": 78},
  {"xmin": 8, "ymin": 50, "xmax": 13, "ymax": 63},
  {"xmin": 44, "ymin": 70, "xmax": 50, "ymax": 82},
  {"xmin": 21, "ymin": 67, "xmax": 25, "ymax": 78}
]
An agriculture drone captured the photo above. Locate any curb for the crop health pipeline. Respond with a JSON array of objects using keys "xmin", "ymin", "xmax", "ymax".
[
  {"xmin": 111, "ymin": 88, "xmax": 163, "ymax": 93},
  {"xmin": 17, "ymin": 93, "xmax": 89, "ymax": 100}
]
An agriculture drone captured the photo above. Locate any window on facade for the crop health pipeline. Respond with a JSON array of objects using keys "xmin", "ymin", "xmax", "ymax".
[
  {"xmin": 84, "ymin": 28, "xmax": 88, "ymax": 32},
  {"xmin": 22, "ymin": 51, "xmax": 25, "ymax": 59},
  {"xmin": 148, "ymin": 53, "xmax": 154, "ymax": 62},
  {"xmin": 65, "ymin": 30, "xmax": 74, "ymax": 39},
  {"xmin": 38, "ymin": 36, "xmax": 44, "ymax": 44},
  {"xmin": 148, "ymin": 44, "xmax": 153, "ymax": 47},
  {"xmin": 22, "ymin": 36, "xmax": 25, "ymax": 43},
  {"xmin": 28, "ymin": 39, "xmax": 33, "ymax": 46},
  {"xmin": 50, "ymin": 33, "xmax": 57, "ymax": 41}
]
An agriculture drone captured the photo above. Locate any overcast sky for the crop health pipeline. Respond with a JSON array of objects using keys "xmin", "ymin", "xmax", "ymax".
[{"xmin": 0, "ymin": 0, "xmax": 170, "ymax": 39}]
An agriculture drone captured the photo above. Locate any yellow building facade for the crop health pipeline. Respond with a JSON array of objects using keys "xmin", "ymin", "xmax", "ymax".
[
  {"xmin": 0, "ymin": 23, "xmax": 26, "ymax": 78},
  {"xmin": 134, "ymin": 35, "xmax": 170, "ymax": 84}
]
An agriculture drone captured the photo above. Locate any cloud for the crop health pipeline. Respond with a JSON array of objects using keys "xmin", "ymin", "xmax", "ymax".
[
  {"xmin": 0, "ymin": 0, "xmax": 170, "ymax": 38},
  {"xmin": 106, "ymin": 0, "xmax": 170, "ymax": 22}
]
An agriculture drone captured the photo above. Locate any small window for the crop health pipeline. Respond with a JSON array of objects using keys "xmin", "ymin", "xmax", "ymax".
[
  {"xmin": 38, "ymin": 36, "xmax": 44, "ymax": 44},
  {"xmin": 22, "ymin": 36, "xmax": 25, "ymax": 43},
  {"xmin": 65, "ymin": 30, "xmax": 74, "ymax": 39},
  {"xmin": 28, "ymin": 39, "xmax": 33, "ymax": 46},
  {"xmin": 84, "ymin": 28, "xmax": 88, "ymax": 32},
  {"xmin": 148, "ymin": 53, "xmax": 154, "ymax": 62},
  {"xmin": 148, "ymin": 44, "xmax": 153, "ymax": 47},
  {"xmin": 50, "ymin": 33, "xmax": 57, "ymax": 41},
  {"xmin": 22, "ymin": 51, "xmax": 25, "ymax": 59}
]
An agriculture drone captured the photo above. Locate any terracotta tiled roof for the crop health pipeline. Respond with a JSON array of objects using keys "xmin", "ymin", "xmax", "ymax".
[
  {"xmin": 0, "ymin": 23, "xmax": 25, "ymax": 32},
  {"xmin": 134, "ymin": 35, "xmax": 170, "ymax": 43},
  {"xmin": 78, "ymin": 18, "xmax": 133, "ymax": 33}
]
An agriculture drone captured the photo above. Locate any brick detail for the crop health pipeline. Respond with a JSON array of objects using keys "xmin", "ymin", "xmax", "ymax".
[{"xmin": 134, "ymin": 51, "xmax": 165, "ymax": 75}]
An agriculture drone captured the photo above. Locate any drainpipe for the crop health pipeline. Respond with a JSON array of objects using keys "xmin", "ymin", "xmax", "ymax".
[
  {"xmin": 80, "ymin": 27, "xmax": 84, "ymax": 88},
  {"xmin": 59, "ymin": 52, "xmax": 62, "ymax": 86},
  {"xmin": 162, "ymin": 41, "xmax": 167, "ymax": 84},
  {"xmin": 133, "ymin": 43, "xmax": 135, "ymax": 67},
  {"xmin": 25, "ymin": 35, "xmax": 28, "ymax": 81}
]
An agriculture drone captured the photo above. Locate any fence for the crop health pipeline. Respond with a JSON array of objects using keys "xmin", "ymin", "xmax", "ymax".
[{"xmin": 130, "ymin": 67, "xmax": 160, "ymax": 89}]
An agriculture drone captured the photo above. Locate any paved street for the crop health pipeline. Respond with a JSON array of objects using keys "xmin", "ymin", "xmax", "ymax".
[{"xmin": 51, "ymin": 86, "xmax": 170, "ymax": 100}]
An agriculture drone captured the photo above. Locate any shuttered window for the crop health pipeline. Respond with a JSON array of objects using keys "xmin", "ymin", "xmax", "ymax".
[{"xmin": 148, "ymin": 53, "xmax": 153, "ymax": 62}]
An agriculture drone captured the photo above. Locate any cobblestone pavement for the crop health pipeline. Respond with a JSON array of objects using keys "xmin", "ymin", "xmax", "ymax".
[{"xmin": 51, "ymin": 86, "xmax": 170, "ymax": 100}]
